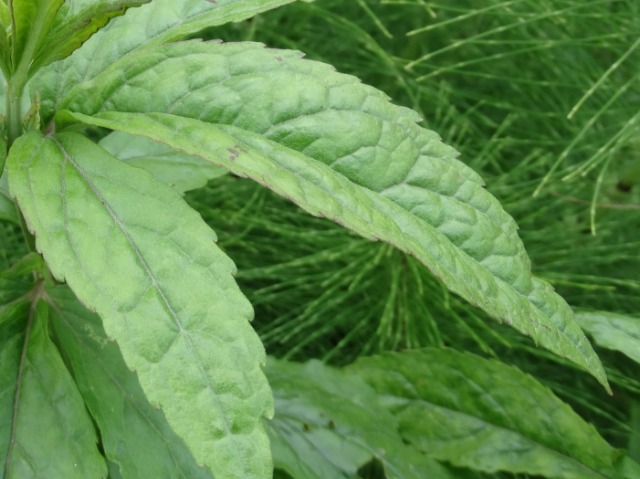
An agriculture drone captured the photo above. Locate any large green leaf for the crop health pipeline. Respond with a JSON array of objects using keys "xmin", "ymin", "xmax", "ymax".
[
  {"xmin": 349, "ymin": 348, "xmax": 619, "ymax": 479},
  {"xmin": 576, "ymin": 311, "xmax": 640, "ymax": 366},
  {"xmin": 48, "ymin": 285, "xmax": 214, "ymax": 479},
  {"xmin": 99, "ymin": 131, "xmax": 226, "ymax": 193},
  {"xmin": 32, "ymin": 0, "xmax": 150, "ymax": 71},
  {"xmin": 266, "ymin": 358, "xmax": 455, "ymax": 479},
  {"xmin": 63, "ymin": 106, "xmax": 608, "ymax": 390},
  {"xmin": 1, "ymin": 298, "xmax": 106, "ymax": 479},
  {"xmin": 6, "ymin": 131, "xmax": 273, "ymax": 479},
  {"xmin": 33, "ymin": 0, "xmax": 297, "ymax": 121}
]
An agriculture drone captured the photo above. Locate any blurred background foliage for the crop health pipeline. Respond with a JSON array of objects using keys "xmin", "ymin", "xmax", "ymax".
[{"xmin": 189, "ymin": 0, "xmax": 640, "ymax": 457}]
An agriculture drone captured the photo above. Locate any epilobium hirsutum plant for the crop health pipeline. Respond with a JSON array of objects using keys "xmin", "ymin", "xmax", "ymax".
[{"xmin": 0, "ymin": 0, "xmax": 636, "ymax": 478}]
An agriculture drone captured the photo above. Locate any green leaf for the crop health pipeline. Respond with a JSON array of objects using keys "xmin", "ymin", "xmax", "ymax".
[
  {"xmin": 576, "ymin": 311, "xmax": 640, "ymax": 366},
  {"xmin": 0, "ymin": 2, "xmax": 10, "ymax": 76},
  {"xmin": 266, "ymin": 358, "xmax": 454, "ymax": 479},
  {"xmin": 33, "ymin": 0, "xmax": 297, "ymax": 121},
  {"xmin": 0, "ymin": 175, "xmax": 18, "ymax": 223},
  {"xmin": 6, "ymin": 131, "xmax": 272, "ymax": 479},
  {"xmin": 616, "ymin": 456, "xmax": 640, "ymax": 479},
  {"xmin": 32, "ymin": 0, "xmax": 151, "ymax": 71},
  {"xmin": 0, "ymin": 253, "xmax": 39, "ymax": 308},
  {"xmin": 99, "ymin": 131, "xmax": 226, "ymax": 194},
  {"xmin": 62, "ymin": 105, "xmax": 608, "ymax": 391},
  {"xmin": 48, "ymin": 285, "xmax": 214, "ymax": 479},
  {"xmin": 0, "ymin": 300, "xmax": 29, "ymax": 470},
  {"xmin": 349, "ymin": 348, "xmax": 619, "ymax": 479},
  {"xmin": 9, "ymin": 0, "xmax": 63, "ymax": 73},
  {"xmin": 1, "ymin": 298, "xmax": 107, "ymax": 478}
]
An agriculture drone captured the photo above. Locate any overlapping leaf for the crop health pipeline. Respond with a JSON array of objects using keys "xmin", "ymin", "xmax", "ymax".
[
  {"xmin": 9, "ymin": 0, "xmax": 150, "ymax": 76},
  {"xmin": 9, "ymin": 0, "xmax": 62, "ymax": 73},
  {"xmin": 0, "ymin": 1, "xmax": 10, "ymax": 74},
  {"xmin": 349, "ymin": 348, "xmax": 618, "ymax": 479},
  {"xmin": 265, "ymin": 358, "xmax": 455, "ymax": 479},
  {"xmin": 576, "ymin": 311, "xmax": 640, "ymax": 366},
  {"xmin": 33, "ymin": 0, "xmax": 151, "ymax": 70},
  {"xmin": 99, "ymin": 131, "xmax": 226, "ymax": 193},
  {"xmin": 48, "ymin": 286, "xmax": 214, "ymax": 479},
  {"xmin": 33, "ymin": 0, "xmax": 297, "ymax": 120},
  {"xmin": 1, "ymin": 299, "xmax": 106, "ymax": 478},
  {"xmin": 6, "ymin": 131, "xmax": 273, "ymax": 479},
  {"xmin": 63, "ymin": 102, "xmax": 607, "ymax": 389}
]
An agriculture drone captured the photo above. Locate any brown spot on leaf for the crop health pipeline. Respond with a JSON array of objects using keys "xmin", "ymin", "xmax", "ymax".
[{"xmin": 227, "ymin": 148, "xmax": 239, "ymax": 161}]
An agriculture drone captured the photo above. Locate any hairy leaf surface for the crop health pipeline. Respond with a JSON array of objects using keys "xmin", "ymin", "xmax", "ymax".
[
  {"xmin": 48, "ymin": 286, "xmax": 214, "ymax": 479},
  {"xmin": 1, "ymin": 299, "xmax": 106, "ymax": 479},
  {"xmin": 576, "ymin": 311, "xmax": 640, "ymax": 366},
  {"xmin": 33, "ymin": 0, "xmax": 297, "ymax": 120},
  {"xmin": 63, "ymin": 107, "xmax": 608, "ymax": 389},
  {"xmin": 349, "ymin": 349, "xmax": 618, "ymax": 479},
  {"xmin": 7, "ymin": 131, "xmax": 273, "ymax": 479},
  {"xmin": 99, "ymin": 131, "xmax": 226, "ymax": 193},
  {"xmin": 266, "ymin": 358, "xmax": 454, "ymax": 479}
]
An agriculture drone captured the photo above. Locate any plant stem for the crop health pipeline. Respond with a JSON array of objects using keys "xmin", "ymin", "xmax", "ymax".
[
  {"xmin": 5, "ymin": 72, "xmax": 26, "ymax": 149},
  {"xmin": 5, "ymin": 66, "xmax": 36, "ymax": 253}
]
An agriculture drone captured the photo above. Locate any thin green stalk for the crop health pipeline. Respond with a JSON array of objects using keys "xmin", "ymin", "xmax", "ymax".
[
  {"xmin": 5, "ymin": 70, "xmax": 35, "ymax": 253},
  {"xmin": 5, "ymin": 73, "xmax": 26, "ymax": 149}
]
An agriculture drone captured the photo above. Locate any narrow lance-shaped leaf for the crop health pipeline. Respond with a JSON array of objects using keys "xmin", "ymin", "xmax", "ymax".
[
  {"xmin": 33, "ymin": 0, "xmax": 298, "ymax": 121},
  {"xmin": 1, "ymin": 298, "xmax": 107, "ymax": 479},
  {"xmin": 7, "ymin": 131, "xmax": 273, "ymax": 479},
  {"xmin": 48, "ymin": 285, "xmax": 214, "ymax": 479},
  {"xmin": 349, "ymin": 348, "xmax": 619, "ymax": 479},
  {"xmin": 265, "ymin": 357, "xmax": 455, "ymax": 479},
  {"xmin": 63, "ymin": 106, "xmax": 609, "ymax": 390},
  {"xmin": 32, "ymin": 0, "xmax": 152, "ymax": 71}
]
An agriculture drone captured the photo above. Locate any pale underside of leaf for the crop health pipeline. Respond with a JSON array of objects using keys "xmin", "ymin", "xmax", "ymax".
[
  {"xmin": 63, "ymin": 108, "xmax": 608, "ymax": 390},
  {"xmin": 32, "ymin": 0, "xmax": 298, "ymax": 121},
  {"xmin": 350, "ymin": 349, "xmax": 617, "ymax": 479},
  {"xmin": 7, "ymin": 131, "xmax": 273, "ymax": 479},
  {"xmin": 576, "ymin": 311, "xmax": 640, "ymax": 366},
  {"xmin": 99, "ymin": 131, "xmax": 226, "ymax": 193}
]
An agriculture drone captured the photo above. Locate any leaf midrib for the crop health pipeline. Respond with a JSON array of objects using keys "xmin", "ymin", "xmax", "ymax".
[{"xmin": 50, "ymin": 136, "xmax": 233, "ymax": 436}]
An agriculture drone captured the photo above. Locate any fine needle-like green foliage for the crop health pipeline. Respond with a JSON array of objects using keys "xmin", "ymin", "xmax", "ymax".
[{"xmin": 0, "ymin": 1, "xmax": 638, "ymax": 478}]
